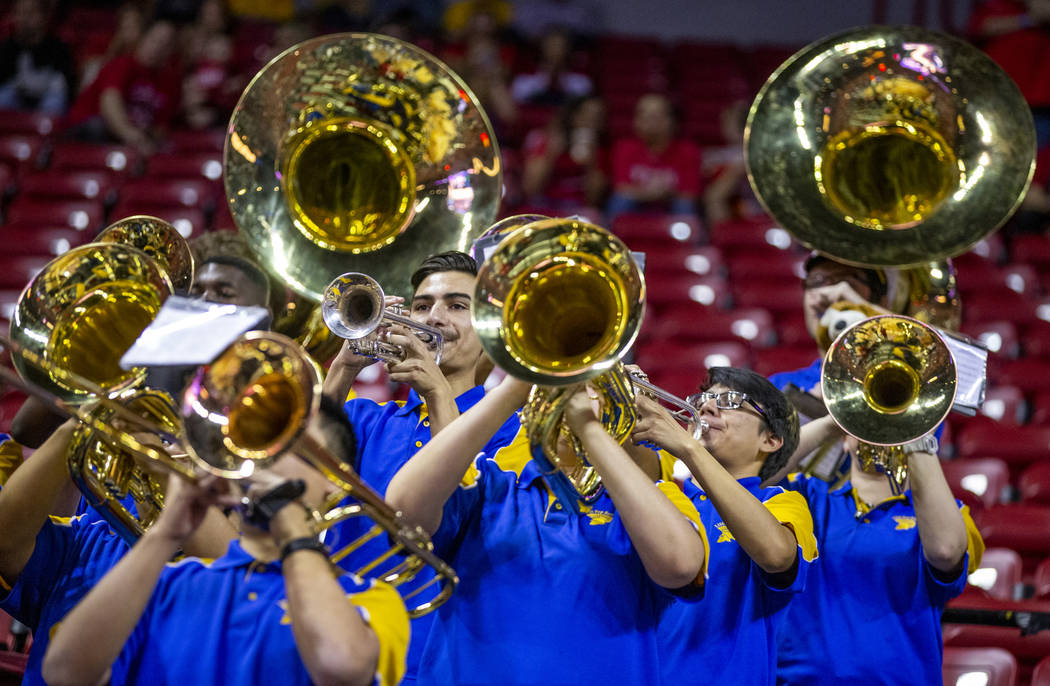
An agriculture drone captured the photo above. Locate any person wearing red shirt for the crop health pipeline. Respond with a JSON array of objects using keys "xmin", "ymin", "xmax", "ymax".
[
  {"xmin": 606, "ymin": 93, "xmax": 701, "ymax": 218},
  {"xmin": 521, "ymin": 94, "xmax": 608, "ymax": 209},
  {"xmin": 64, "ymin": 19, "xmax": 181, "ymax": 155}
]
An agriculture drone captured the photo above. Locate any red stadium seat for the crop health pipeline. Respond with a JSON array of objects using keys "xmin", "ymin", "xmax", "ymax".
[
  {"xmin": 943, "ymin": 596, "xmax": 1050, "ymax": 681},
  {"xmin": 963, "ymin": 293, "xmax": 1049, "ymax": 328},
  {"xmin": 146, "ymin": 152, "xmax": 224, "ymax": 181},
  {"xmin": 775, "ymin": 311, "xmax": 811, "ymax": 347},
  {"xmin": 977, "ymin": 386, "xmax": 1027, "ymax": 425},
  {"xmin": 942, "ymin": 647, "xmax": 1017, "ymax": 686},
  {"xmin": 727, "ymin": 252, "xmax": 807, "ymax": 281},
  {"xmin": 1019, "ymin": 462, "xmax": 1050, "ymax": 505},
  {"xmin": 0, "ymin": 134, "xmax": 44, "ymax": 177},
  {"xmin": 1011, "ymin": 235, "xmax": 1050, "ymax": 268},
  {"xmin": 1033, "ymin": 654, "xmax": 1050, "ymax": 686},
  {"xmin": 641, "ymin": 245, "xmax": 724, "ymax": 278},
  {"xmin": 0, "ymin": 256, "xmax": 50, "ymax": 290},
  {"xmin": 4, "ymin": 197, "xmax": 104, "ymax": 231},
  {"xmin": 958, "ymin": 264, "xmax": 1040, "ymax": 299},
  {"xmin": 109, "ymin": 202, "xmax": 206, "ymax": 239},
  {"xmin": 0, "ymin": 651, "xmax": 27, "ymax": 681},
  {"xmin": 0, "ymin": 391, "xmax": 25, "ymax": 434},
  {"xmin": 647, "ymin": 306, "xmax": 775, "ymax": 348},
  {"xmin": 995, "ymin": 359, "xmax": 1050, "ymax": 394},
  {"xmin": 732, "ymin": 278, "xmax": 804, "ymax": 313},
  {"xmin": 974, "ymin": 504, "xmax": 1050, "ymax": 573},
  {"xmin": 1024, "ymin": 321, "xmax": 1050, "ymax": 359},
  {"xmin": 117, "ymin": 178, "xmax": 218, "ymax": 210},
  {"xmin": 644, "ymin": 274, "xmax": 731, "ymax": 308},
  {"xmin": 955, "ymin": 423, "xmax": 1050, "ymax": 471},
  {"xmin": 942, "ymin": 458, "xmax": 1011, "ymax": 508},
  {"xmin": 167, "ymin": 129, "xmax": 226, "ymax": 153},
  {"xmin": 707, "ymin": 216, "xmax": 779, "ymax": 249},
  {"xmin": 961, "ymin": 321, "xmax": 1020, "ymax": 359},
  {"xmin": 0, "ymin": 227, "xmax": 92, "ymax": 257},
  {"xmin": 1033, "ymin": 391, "xmax": 1050, "ymax": 425},
  {"xmin": 48, "ymin": 141, "xmax": 141, "ymax": 178},
  {"xmin": 0, "ymin": 109, "xmax": 55, "ymax": 137},
  {"xmin": 1034, "ymin": 557, "xmax": 1050, "ymax": 599},
  {"xmin": 966, "ymin": 547, "xmax": 1023, "ymax": 600},
  {"xmin": 18, "ymin": 170, "xmax": 116, "ymax": 203},
  {"xmin": 752, "ymin": 345, "xmax": 817, "ymax": 378},
  {"xmin": 634, "ymin": 341, "xmax": 752, "ymax": 377},
  {"xmin": 610, "ymin": 213, "xmax": 702, "ymax": 246}
]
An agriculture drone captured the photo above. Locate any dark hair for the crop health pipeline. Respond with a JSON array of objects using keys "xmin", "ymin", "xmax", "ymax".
[
  {"xmin": 803, "ymin": 253, "xmax": 887, "ymax": 303},
  {"xmin": 318, "ymin": 394, "xmax": 360, "ymax": 473},
  {"xmin": 703, "ymin": 367, "xmax": 800, "ymax": 481},
  {"xmin": 410, "ymin": 251, "xmax": 478, "ymax": 291}
]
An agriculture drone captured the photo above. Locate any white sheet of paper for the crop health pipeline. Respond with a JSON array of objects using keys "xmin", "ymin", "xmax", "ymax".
[{"xmin": 120, "ymin": 295, "xmax": 268, "ymax": 369}]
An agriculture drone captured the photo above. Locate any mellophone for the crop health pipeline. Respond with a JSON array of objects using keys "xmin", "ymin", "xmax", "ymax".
[{"xmin": 1, "ymin": 27, "xmax": 1046, "ymax": 642}]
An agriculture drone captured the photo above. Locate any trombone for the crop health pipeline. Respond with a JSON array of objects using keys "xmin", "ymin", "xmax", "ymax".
[{"xmin": 321, "ymin": 272, "xmax": 443, "ymax": 364}]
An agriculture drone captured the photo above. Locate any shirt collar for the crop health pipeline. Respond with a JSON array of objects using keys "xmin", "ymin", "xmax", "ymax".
[
  {"xmin": 832, "ymin": 479, "xmax": 912, "ymax": 514},
  {"xmin": 393, "ymin": 385, "xmax": 488, "ymax": 417},
  {"xmin": 203, "ymin": 539, "xmax": 277, "ymax": 571}
]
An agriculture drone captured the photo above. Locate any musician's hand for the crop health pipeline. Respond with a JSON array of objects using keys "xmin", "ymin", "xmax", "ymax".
[
  {"xmin": 632, "ymin": 393, "xmax": 697, "ymax": 459},
  {"xmin": 241, "ymin": 474, "xmax": 314, "ymax": 545},
  {"xmin": 562, "ymin": 385, "xmax": 599, "ymax": 432},
  {"xmin": 328, "ymin": 295, "xmax": 404, "ymax": 372},
  {"xmin": 148, "ymin": 476, "xmax": 235, "ymax": 545},
  {"xmin": 385, "ymin": 324, "xmax": 452, "ymax": 399}
]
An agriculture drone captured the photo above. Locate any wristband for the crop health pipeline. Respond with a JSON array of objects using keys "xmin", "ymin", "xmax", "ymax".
[
  {"xmin": 242, "ymin": 479, "xmax": 307, "ymax": 530},
  {"xmin": 279, "ymin": 537, "xmax": 329, "ymax": 563},
  {"xmin": 899, "ymin": 435, "xmax": 938, "ymax": 455}
]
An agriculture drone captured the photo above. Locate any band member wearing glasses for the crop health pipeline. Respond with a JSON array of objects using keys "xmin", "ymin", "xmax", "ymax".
[
  {"xmin": 322, "ymin": 251, "xmax": 520, "ymax": 684},
  {"xmin": 773, "ymin": 429, "xmax": 983, "ymax": 685},
  {"xmin": 385, "ymin": 373, "xmax": 707, "ymax": 686},
  {"xmin": 631, "ymin": 366, "xmax": 815, "ymax": 686},
  {"xmin": 41, "ymin": 398, "xmax": 409, "ymax": 686}
]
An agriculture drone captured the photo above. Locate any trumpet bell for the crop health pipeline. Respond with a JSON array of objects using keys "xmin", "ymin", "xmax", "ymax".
[
  {"xmin": 473, "ymin": 218, "xmax": 645, "ymax": 386},
  {"xmin": 95, "ymin": 215, "xmax": 195, "ymax": 293},
  {"xmin": 322, "ymin": 272, "xmax": 386, "ymax": 339},
  {"xmin": 181, "ymin": 331, "xmax": 322, "ymax": 479},
  {"xmin": 226, "ymin": 33, "xmax": 501, "ymax": 300},
  {"xmin": 746, "ymin": 25, "xmax": 1036, "ymax": 268},
  {"xmin": 11, "ymin": 243, "xmax": 173, "ymax": 400},
  {"xmin": 822, "ymin": 314, "xmax": 956, "ymax": 446}
]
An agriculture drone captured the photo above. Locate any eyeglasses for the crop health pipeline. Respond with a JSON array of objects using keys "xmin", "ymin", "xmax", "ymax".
[{"xmin": 687, "ymin": 390, "xmax": 768, "ymax": 421}]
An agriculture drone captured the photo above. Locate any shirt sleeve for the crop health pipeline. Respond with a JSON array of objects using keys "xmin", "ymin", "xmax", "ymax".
[
  {"xmin": 430, "ymin": 453, "xmax": 489, "ymax": 556},
  {"xmin": 759, "ymin": 489, "xmax": 819, "ymax": 592},
  {"xmin": 656, "ymin": 481, "xmax": 709, "ymax": 587},
  {"xmin": 345, "ymin": 579, "xmax": 410, "ymax": 686},
  {"xmin": 0, "ymin": 516, "xmax": 80, "ymax": 627}
]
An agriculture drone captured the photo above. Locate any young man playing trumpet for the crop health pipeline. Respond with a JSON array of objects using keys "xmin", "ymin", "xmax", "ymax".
[
  {"xmin": 385, "ymin": 374, "xmax": 708, "ymax": 686},
  {"xmin": 631, "ymin": 366, "xmax": 817, "ymax": 686},
  {"xmin": 322, "ymin": 251, "xmax": 520, "ymax": 683},
  {"xmin": 41, "ymin": 399, "xmax": 409, "ymax": 686}
]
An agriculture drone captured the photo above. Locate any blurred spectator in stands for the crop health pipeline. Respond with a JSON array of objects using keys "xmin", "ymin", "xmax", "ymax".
[
  {"xmin": 316, "ymin": 0, "xmax": 375, "ymax": 33},
  {"xmin": 1007, "ymin": 143, "xmax": 1050, "ymax": 237},
  {"xmin": 442, "ymin": 0, "xmax": 512, "ymax": 42},
  {"xmin": 513, "ymin": 0, "xmax": 602, "ymax": 39},
  {"xmin": 969, "ymin": 0, "xmax": 1050, "ymax": 147},
  {"xmin": 452, "ymin": 33, "xmax": 518, "ymax": 140},
  {"xmin": 522, "ymin": 94, "xmax": 607, "ymax": 209},
  {"xmin": 64, "ymin": 18, "xmax": 182, "ymax": 156},
  {"xmin": 78, "ymin": 2, "xmax": 146, "ymax": 90},
  {"xmin": 702, "ymin": 100, "xmax": 762, "ymax": 224},
  {"xmin": 0, "ymin": 0, "xmax": 76, "ymax": 115},
  {"xmin": 606, "ymin": 93, "xmax": 701, "ymax": 218},
  {"xmin": 511, "ymin": 27, "xmax": 592, "ymax": 107},
  {"xmin": 181, "ymin": 0, "xmax": 237, "ymax": 130}
]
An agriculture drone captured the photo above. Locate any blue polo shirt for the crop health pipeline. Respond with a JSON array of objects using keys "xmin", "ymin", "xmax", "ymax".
[
  {"xmin": 0, "ymin": 513, "xmax": 129, "ymax": 686},
  {"xmin": 660, "ymin": 476, "xmax": 818, "ymax": 686},
  {"xmin": 334, "ymin": 385, "xmax": 520, "ymax": 682},
  {"xmin": 112, "ymin": 539, "xmax": 410, "ymax": 686},
  {"xmin": 776, "ymin": 473, "xmax": 984, "ymax": 686},
  {"xmin": 418, "ymin": 428, "xmax": 709, "ymax": 686}
]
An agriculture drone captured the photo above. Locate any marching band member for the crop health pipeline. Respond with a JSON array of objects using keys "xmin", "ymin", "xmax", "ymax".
[
  {"xmin": 42, "ymin": 400, "xmax": 409, "ymax": 686},
  {"xmin": 322, "ymin": 251, "xmax": 520, "ymax": 684},
  {"xmin": 385, "ymin": 374, "xmax": 707, "ymax": 686},
  {"xmin": 775, "ymin": 431, "xmax": 984, "ymax": 685},
  {"xmin": 632, "ymin": 367, "xmax": 816, "ymax": 686}
]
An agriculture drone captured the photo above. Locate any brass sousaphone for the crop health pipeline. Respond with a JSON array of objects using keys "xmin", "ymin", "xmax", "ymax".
[
  {"xmin": 224, "ymin": 32, "xmax": 502, "ymax": 303},
  {"xmin": 746, "ymin": 26, "xmax": 1036, "ymax": 486}
]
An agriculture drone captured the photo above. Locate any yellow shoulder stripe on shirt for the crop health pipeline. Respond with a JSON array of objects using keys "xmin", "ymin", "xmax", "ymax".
[
  {"xmin": 0, "ymin": 571, "xmax": 11, "ymax": 593},
  {"xmin": 0, "ymin": 439, "xmax": 25, "ymax": 487},
  {"xmin": 763, "ymin": 490, "xmax": 819, "ymax": 563},
  {"xmin": 657, "ymin": 481, "xmax": 709, "ymax": 582},
  {"xmin": 960, "ymin": 504, "xmax": 985, "ymax": 574},
  {"xmin": 349, "ymin": 581, "xmax": 410, "ymax": 686}
]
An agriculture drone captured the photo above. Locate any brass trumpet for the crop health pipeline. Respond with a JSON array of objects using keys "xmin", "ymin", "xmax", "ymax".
[
  {"xmin": 321, "ymin": 272, "xmax": 443, "ymax": 364},
  {"xmin": 472, "ymin": 217, "xmax": 646, "ymax": 508},
  {"xmin": 822, "ymin": 314, "xmax": 957, "ymax": 492}
]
